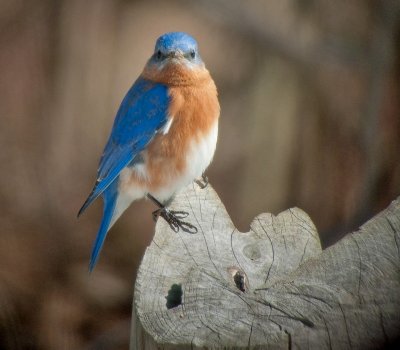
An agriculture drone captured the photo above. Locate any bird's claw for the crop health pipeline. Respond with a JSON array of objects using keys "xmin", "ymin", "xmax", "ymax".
[
  {"xmin": 152, "ymin": 208, "xmax": 197, "ymax": 234},
  {"xmin": 195, "ymin": 174, "xmax": 209, "ymax": 189}
]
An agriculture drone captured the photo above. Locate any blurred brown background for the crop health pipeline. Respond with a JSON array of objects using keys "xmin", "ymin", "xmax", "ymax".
[{"xmin": 1, "ymin": 0, "xmax": 399, "ymax": 349}]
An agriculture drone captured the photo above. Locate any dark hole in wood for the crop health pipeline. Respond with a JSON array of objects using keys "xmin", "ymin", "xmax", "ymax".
[
  {"xmin": 234, "ymin": 271, "xmax": 246, "ymax": 292},
  {"xmin": 166, "ymin": 283, "xmax": 183, "ymax": 309}
]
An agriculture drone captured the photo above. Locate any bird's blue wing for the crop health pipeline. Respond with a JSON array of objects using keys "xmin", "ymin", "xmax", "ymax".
[{"xmin": 78, "ymin": 78, "xmax": 169, "ymax": 216}]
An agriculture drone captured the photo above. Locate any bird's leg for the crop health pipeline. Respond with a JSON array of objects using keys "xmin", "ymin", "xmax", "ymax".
[
  {"xmin": 147, "ymin": 193, "xmax": 164, "ymax": 209},
  {"xmin": 147, "ymin": 194, "xmax": 197, "ymax": 233},
  {"xmin": 195, "ymin": 173, "xmax": 209, "ymax": 189}
]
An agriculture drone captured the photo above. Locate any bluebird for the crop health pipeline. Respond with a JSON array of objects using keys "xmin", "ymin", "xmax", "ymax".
[{"xmin": 78, "ymin": 32, "xmax": 220, "ymax": 271}]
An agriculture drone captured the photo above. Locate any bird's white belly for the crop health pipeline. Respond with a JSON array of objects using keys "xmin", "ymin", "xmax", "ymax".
[{"xmin": 151, "ymin": 121, "xmax": 218, "ymax": 201}]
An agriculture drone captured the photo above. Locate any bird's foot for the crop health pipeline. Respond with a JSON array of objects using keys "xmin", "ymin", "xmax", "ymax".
[
  {"xmin": 152, "ymin": 208, "xmax": 198, "ymax": 234},
  {"xmin": 195, "ymin": 174, "xmax": 209, "ymax": 189}
]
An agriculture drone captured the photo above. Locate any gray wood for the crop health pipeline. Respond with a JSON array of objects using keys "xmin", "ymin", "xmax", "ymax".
[{"xmin": 131, "ymin": 184, "xmax": 400, "ymax": 349}]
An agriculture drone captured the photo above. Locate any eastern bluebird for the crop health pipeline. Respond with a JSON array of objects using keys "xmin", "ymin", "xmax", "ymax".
[{"xmin": 78, "ymin": 32, "xmax": 220, "ymax": 271}]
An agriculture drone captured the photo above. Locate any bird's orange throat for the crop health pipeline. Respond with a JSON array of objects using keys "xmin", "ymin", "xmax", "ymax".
[{"xmin": 142, "ymin": 62, "xmax": 211, "ymax": 87}]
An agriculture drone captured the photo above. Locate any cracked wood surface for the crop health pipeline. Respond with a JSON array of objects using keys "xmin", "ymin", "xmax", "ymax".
[{"xmin": 131, "ymin": 184, "xmax": 400, "ymax": 349}]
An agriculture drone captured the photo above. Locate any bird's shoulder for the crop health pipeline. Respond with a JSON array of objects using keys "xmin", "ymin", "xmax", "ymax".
[{"xmin": 110, "ymin": 78, "xmax": 169, "ymax": 139}]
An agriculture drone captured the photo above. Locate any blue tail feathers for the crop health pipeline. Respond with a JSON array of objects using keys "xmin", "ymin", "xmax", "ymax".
[{"xmin": 88, "ymin": 179, "xmax": 119, "ymax": 272}]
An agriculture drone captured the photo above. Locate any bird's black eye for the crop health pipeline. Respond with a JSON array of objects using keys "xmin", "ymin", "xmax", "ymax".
[
  {"xmin": 190, "ymin": 50, "xmax": 196, "ymax": 59},
  {"xmin": 156, "ymin": 50, "xmax": 162, "ymax": 60}
]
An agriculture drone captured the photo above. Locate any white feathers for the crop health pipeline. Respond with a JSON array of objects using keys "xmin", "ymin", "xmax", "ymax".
[
  {"xmin": 110, "ymin": 191, "xmax": 136, "ymax": 228},
  {"xmin": 115, "ymin": 167, "xmax": 147, "ymax": 224},
  {"xmin": 186, "ymin": 120, "xmax": 218, "ymax": 180},
  {"xmin": 132, "ymin": 162, "xmax": 149, "ymax": 180},
  {"xmin": 161, "ymin": 117, "xmax": 174, "ymax": 135},
  {"xmin": 151, "ymin": 121, "xmax": 218, "ymax": 202}
]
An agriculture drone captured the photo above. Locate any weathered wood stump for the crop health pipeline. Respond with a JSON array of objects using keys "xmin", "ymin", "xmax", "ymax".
[{"xmin": 131, "ymin": 184, "xmax": 400, "ymax": 349}]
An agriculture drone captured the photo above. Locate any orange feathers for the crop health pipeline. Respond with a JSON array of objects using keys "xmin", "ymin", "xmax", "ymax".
[{"xmin": 121, "ymin": 63, "xmax": 220, "ymax": 194}]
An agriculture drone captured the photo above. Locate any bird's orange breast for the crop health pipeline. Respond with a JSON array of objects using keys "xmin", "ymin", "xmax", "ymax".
[{"xmin": 122, "ymin": 64, "xmax": 220, "ymax": 193}]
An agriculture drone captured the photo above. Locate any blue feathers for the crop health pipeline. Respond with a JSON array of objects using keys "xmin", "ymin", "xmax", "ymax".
[
  {"xmin": 155, "ymin": 32, "xmax": 198, "ymax": 55},
  {"xmin": 79, "ymin": 78, "xmax": 170, "ymax": 270},
  {"xmin": 88, "ymin": 179, "xmax": 118, "ymax": 272},
  {"xmin": 148, "ymin": 32, "xmax": 203, "ymax": 67},
  {"xmin": 78, "ymin": 78, "xmax": 169, "ymax": 217}
]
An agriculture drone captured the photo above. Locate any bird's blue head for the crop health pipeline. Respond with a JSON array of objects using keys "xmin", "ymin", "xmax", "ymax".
[{"xmin": 148, "ymin": 32, "xmax": 204, "ymax": 69}]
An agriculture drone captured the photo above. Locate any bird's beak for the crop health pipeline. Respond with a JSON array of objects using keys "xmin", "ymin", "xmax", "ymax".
[{"xmin": 167, "ymin": 50, "xmax": 184, "ymax": 60}]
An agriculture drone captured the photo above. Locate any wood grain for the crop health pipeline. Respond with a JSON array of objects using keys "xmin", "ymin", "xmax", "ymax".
[{"xmin": 131, "ymin": 184, "xmax": 400, "ymax": 349}]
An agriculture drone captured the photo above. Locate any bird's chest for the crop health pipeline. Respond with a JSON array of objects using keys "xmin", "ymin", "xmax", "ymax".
[
  {"xmin": 143, "ymin": 86, "xmax": 219, "ymax": 192},
  {"xmin": 147, "ymin": 114, "xmax": 217, "ymax": 179},
  {"xmin": 142, "ymin": 121, "xmax": 218, "ymax": 200}
]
